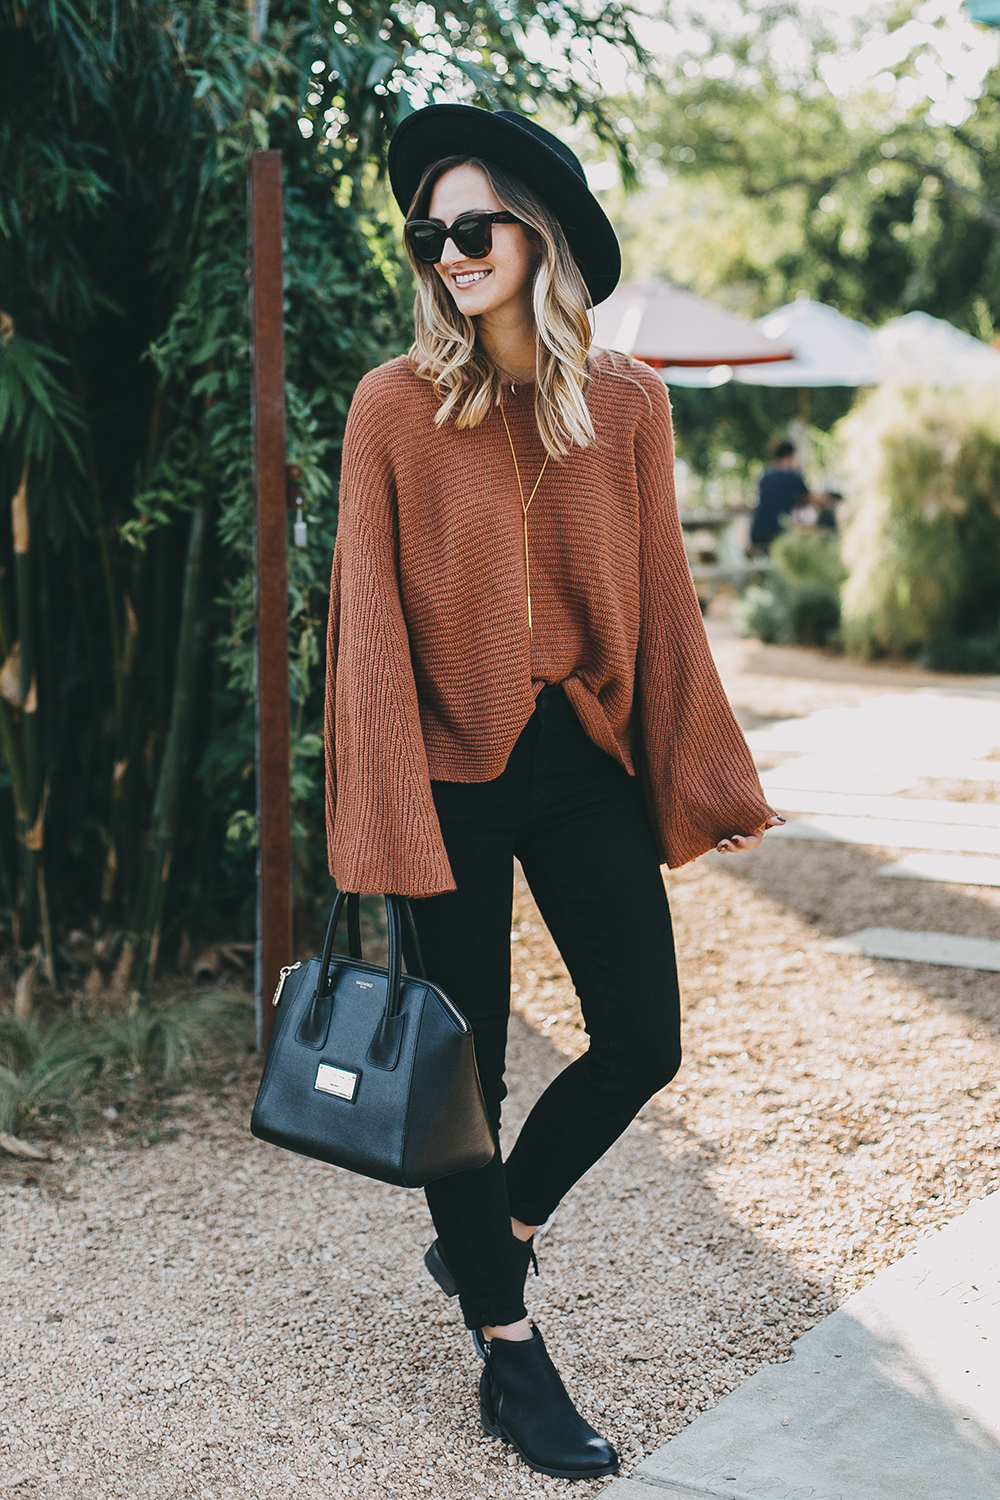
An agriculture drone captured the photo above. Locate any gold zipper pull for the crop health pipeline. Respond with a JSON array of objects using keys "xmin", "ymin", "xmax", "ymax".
[{"xmin": 271, "ymin": 960, "xmax": 302, "ymax": 1007}]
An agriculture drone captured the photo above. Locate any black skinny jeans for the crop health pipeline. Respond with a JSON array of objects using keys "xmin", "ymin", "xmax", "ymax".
[{"xmin": 411, "ymin": 685, "xmax": 682, "ymax": 1331}]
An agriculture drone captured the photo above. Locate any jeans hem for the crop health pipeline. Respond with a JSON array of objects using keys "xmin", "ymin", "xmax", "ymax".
[
  {"xmin": 459, "ymin": 1296, "xmax": 528, "ymax": 1331},
  {"xmin": 506, "ymin": 1200, "xmax": 556, "ymax": 1232}
]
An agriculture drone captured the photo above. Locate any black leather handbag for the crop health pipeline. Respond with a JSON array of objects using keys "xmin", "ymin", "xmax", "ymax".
[{"xmin": 250, "ymin": 891, "xmax": 494, "ymax": 1188}]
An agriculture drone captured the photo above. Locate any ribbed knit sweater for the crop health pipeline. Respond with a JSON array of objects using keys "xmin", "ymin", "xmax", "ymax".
[{"xmin": 325, "ymin": 349, "xmax": 774, "ymax": 897}]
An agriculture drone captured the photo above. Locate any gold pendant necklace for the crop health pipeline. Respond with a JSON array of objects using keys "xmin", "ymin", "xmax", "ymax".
[{"xmin": 500, "ymin": 398, "xmax": 549, "ymax": 640}]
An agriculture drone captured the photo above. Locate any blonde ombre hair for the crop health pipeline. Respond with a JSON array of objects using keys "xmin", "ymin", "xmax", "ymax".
[{"xmin": 405, "ymin": 156, "xmax": 596, "ymax": 460}]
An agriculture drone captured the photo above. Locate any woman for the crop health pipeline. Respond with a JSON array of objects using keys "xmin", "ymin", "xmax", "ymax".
[{"xmin": 325, "ymin": 104, "xmax": 781, "ymax": 1481}]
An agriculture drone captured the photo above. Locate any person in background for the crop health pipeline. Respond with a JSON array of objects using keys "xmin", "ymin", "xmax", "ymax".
[
  {"xmin": 792, "ymin": 488, "xmax": 843, "ymax": 533},
  {"xmin": 749, "ymin": 439, "xmax": 828, "ymax": 552},
  {"xmin": 814, "ymin": 489, "xmax": 843, "ymax": 533}
]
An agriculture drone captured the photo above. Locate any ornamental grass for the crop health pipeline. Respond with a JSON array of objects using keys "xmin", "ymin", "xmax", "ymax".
[{"xmin": 838, "ymin": 384, "xmax": 1000, "ymax": 668}]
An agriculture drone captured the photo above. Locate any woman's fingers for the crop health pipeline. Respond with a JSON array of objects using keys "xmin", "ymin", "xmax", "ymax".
[
  {"xmin": 716, "ymin": 832, "xmax": 760, "ymax": 853},
  {"xmin": 716, "ymin": 815, "xmax": 786, "ymax": 855}
]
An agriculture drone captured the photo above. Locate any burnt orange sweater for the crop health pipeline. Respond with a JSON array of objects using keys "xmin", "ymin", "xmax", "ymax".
[{"xmin": 325, "ymin": 349, "xmax": 774, "ymax": 896}]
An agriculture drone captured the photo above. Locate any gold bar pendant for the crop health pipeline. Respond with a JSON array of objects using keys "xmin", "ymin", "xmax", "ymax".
[{"xmin": 523, "ymin": 513, "xmax": 532, "ymax": 639}]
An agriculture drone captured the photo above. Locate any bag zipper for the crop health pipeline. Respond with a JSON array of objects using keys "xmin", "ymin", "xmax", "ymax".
[
  {"xmin": 270, "ymin": 957, "xmax": 467, "ymax": 1032},
  {"xmin": 271, "ymin": 961, "xmax": 302, "ymax": 1007}
]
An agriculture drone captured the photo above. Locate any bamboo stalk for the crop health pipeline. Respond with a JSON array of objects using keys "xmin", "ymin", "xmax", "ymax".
[
  {"xmin": 0, "ymin": 692, "xmax": 28, "ymax": 833},
  {"xmin": 99, "ymin": 549, "xmax": 142, "ymax": 930},
  {"xmin": 28, "ymin": 781, "xmax": 55, "ymax": 986},
  {"xmin": 104, "ymin": 380, "xmax": 164, "ymax": 928},
  {"xmin": 71, "ymin": 363, "xmax": 125, "ymax": 696},
  {"xmin": 10, "ymin": 465, "xmax": 45, "ymax": 978},
  {"xmin": 152, "ymin": 528, "xmax": 167, "ymax": 749},
  {"xmin": 0, "ymin": 679, "xmax": 29, "ymax": 938},
  {"xmin": 130, "ymin": 492, "xmax": 209, "ymax": 998},
  {"xmin": 35, "ymin": 522, "xmax": 56, "ymax": 987},
  {"xmin": 0, "ymin": 533, "xmax": 26, "ymax": 867}
]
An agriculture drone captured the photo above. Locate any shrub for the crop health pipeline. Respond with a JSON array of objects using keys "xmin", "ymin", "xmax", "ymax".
[
  {"xmin": 837, "ymin": 385, "xmax": 1000, "ymax": 661},
  {"xmin": 918, "ymin": 631, "xmax": 1000, "ymax": 674},
  {"xmin": 736, "ymin": 527, "xmax": 845, "ymax": 648},
  {"xmin": 0, "ymin": 992, "xmax": 250, "ymax": 1137}
]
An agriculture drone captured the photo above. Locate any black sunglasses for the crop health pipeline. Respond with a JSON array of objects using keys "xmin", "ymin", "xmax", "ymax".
[{"xmin": 404, "ymin": 211, "xmax": 523, "ymax": 265}]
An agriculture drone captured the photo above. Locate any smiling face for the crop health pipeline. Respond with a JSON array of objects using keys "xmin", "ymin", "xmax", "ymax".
[{"xmin": 427, "ymin": 163, "xmax": 541, "ymax": 324}]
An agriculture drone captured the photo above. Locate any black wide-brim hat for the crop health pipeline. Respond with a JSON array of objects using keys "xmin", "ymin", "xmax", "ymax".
[{"xmin": 388, "ymin": 104, "xmax": 621, "ymax": 307}]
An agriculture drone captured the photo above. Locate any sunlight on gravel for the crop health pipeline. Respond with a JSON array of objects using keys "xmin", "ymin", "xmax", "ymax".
[{"xmin": 512, "ymin": 851, "xmax": 1000, "ymax": 1304}]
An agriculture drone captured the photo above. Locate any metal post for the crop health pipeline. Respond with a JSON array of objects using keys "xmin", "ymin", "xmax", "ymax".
[{"xmin": 249, "ymin": 149, "xmax": 292, "ymax": 1053}]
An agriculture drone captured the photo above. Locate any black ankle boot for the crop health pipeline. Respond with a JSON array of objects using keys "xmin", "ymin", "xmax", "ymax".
[{"xmin": 479, "ymin": 1326, "xmax": 619, "ymax": 1479}]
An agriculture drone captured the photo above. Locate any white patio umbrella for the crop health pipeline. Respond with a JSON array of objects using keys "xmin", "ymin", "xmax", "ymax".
[
  {"xmin": 590, "ymin": 278, "xmax": 792, "ymax": 387},
  {"xmin": 872, "ymin": 312, "xmax": 1000, "ymax": 385},
  {"xmin": 733, "ymin": 300, "xmax": 879, "ymax": 387}
]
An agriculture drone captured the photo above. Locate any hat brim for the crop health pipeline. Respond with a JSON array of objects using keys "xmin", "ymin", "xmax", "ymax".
[{"xmin": 388, "ymin": 105, "xmax": 621, "ymax": 307}]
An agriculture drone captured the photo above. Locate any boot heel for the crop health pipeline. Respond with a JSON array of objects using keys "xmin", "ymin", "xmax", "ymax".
[
  {"xmin": 424, "ymin": 1235, "xmax": 539, "ymax": 1303},
  {"xmin": 423, "ymin": 1240, "xmax": 458, "ymax": 1298}
]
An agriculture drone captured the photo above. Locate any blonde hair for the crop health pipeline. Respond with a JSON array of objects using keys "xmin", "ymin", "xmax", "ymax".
[{"xmin": 405, "ymin": 156, "xmax": 595, "ymax": 460}]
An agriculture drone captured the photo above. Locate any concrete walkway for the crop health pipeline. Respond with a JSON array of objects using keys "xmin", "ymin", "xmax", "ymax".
[
  {"xmin": 827, "ymin": 927, "xmax": 1000, "ymax": 973},
  {"xmin": 609, "ymin": 1191, "xmax": 1000, "ymax": 1500}
]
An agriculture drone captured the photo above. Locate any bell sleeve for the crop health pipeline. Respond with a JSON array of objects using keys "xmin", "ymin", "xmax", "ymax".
[
  {"xmin": 324, "ymin": 381, "xmax": 456, "ymax": 897},
  {"xmin": 633, "ymin": 376, "xmax": 776, "ymax": 867}
]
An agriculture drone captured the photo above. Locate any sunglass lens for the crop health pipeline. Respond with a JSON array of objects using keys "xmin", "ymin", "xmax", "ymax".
[
  {"xmin": 451, "ymin": 215, "xmax": 491, "ymax": 257},
  {"xmin": 407, "ymin": 224, "xmax": 445, "ymax": 263}
]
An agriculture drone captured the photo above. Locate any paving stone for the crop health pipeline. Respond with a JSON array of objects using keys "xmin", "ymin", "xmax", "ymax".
[
  {"xmin": 760, "ymin": 758, "xmax": 1000, "ymax": 796},
  {"xmin": 748, "ymin": 692, "xmax": 1000, "ymax": 799},
  {"xmin": 766, "ymin": 789, "xmax": 1000, "ymax": 828},
  {"xmin": 878, "ymin": 853, "xmax": 1000, "ymax": 888},
  {"xmin": 826, "ymin": 925, "xmax": 1000, "ymax": 971},
  {"xmin": 771, "ymin": 814, "xmax": 1000, "ymax": 856},
  {"xmin": 613, "ymin": 1193, "xmax": 1000, "ymax": 1500}
]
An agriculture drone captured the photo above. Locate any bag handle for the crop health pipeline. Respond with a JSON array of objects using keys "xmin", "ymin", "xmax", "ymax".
[
  {"xmin": 348, "ymin": 894, "xmax": 362, "ymax": 959},
  {"xmin": 307, "ymin": 894, "xmax": 426, "ymax": 1072},
  {"xmin": 317, "ymin": 889, "xmax": 356, "ymax": 987},
  {"xmin": 317, "ymin": 893, "xmax": 424, "ymax": 996},
  {"xmin": 400, "ymin": 900, "xmax": 425, "ymax": 979}
]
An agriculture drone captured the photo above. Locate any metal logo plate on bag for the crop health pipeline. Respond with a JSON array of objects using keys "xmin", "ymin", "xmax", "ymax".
[{"xmin": 314, "ymin": 1063, "xmax": 359, "ymax": 1102}]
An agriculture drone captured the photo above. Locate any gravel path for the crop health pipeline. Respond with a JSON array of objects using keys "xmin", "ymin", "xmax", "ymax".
[
  {"xmin": 3, "ymin": 629, "xmax": 999, "ymax": 1498},
  {"xmin": 0, "ymin": 1016, "xmax": 836, "ymax": 1500}
]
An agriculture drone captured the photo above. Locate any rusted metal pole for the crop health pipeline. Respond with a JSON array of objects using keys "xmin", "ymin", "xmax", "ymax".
[{"xmin": 249, "ymin": 149, "xmax": 292, "ymax": 1053}]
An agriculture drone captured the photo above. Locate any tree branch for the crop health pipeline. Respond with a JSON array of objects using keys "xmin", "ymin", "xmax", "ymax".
[
  {"xmin": 895, "ymin": 154, "xmax": 1000, "ymax": 234},
  {"xmin": 736, "ymin": 169, "xmax": 842, "ymax": 199}
]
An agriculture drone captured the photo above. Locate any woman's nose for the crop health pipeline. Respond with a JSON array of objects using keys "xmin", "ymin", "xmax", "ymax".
[{"xmin": 437, "ymin": 236, "xmax": 465, "ymax": 267}]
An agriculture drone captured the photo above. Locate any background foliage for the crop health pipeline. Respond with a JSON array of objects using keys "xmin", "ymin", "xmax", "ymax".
[
  {"xmin": 838, "ymin": 383, "xmax": 1000, "ymax": 667},
  {"xmin": 736, "ymin": 525, "xmax": 846, "ymax": 650},
  {"xmin": 607, "ymin": 1, "xmax": 1000, "ymax": 476},
  {"xmin": 0, "ymin": 0, "xmax": 647, "ymax": 1003},
  {"xmin": 3, "ymin": 0, "xmax": 999, "ymax": 1010}
]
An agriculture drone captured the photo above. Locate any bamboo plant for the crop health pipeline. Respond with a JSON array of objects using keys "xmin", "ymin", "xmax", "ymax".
[{"xmin": 0, "ymin": 0, "xmax": 648, "ymax": 1005}]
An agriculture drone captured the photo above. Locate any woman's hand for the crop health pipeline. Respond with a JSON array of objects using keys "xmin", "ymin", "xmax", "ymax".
[{"xmin": 716, "ymin": 814, "xmax": 785, "ymax": 855}]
